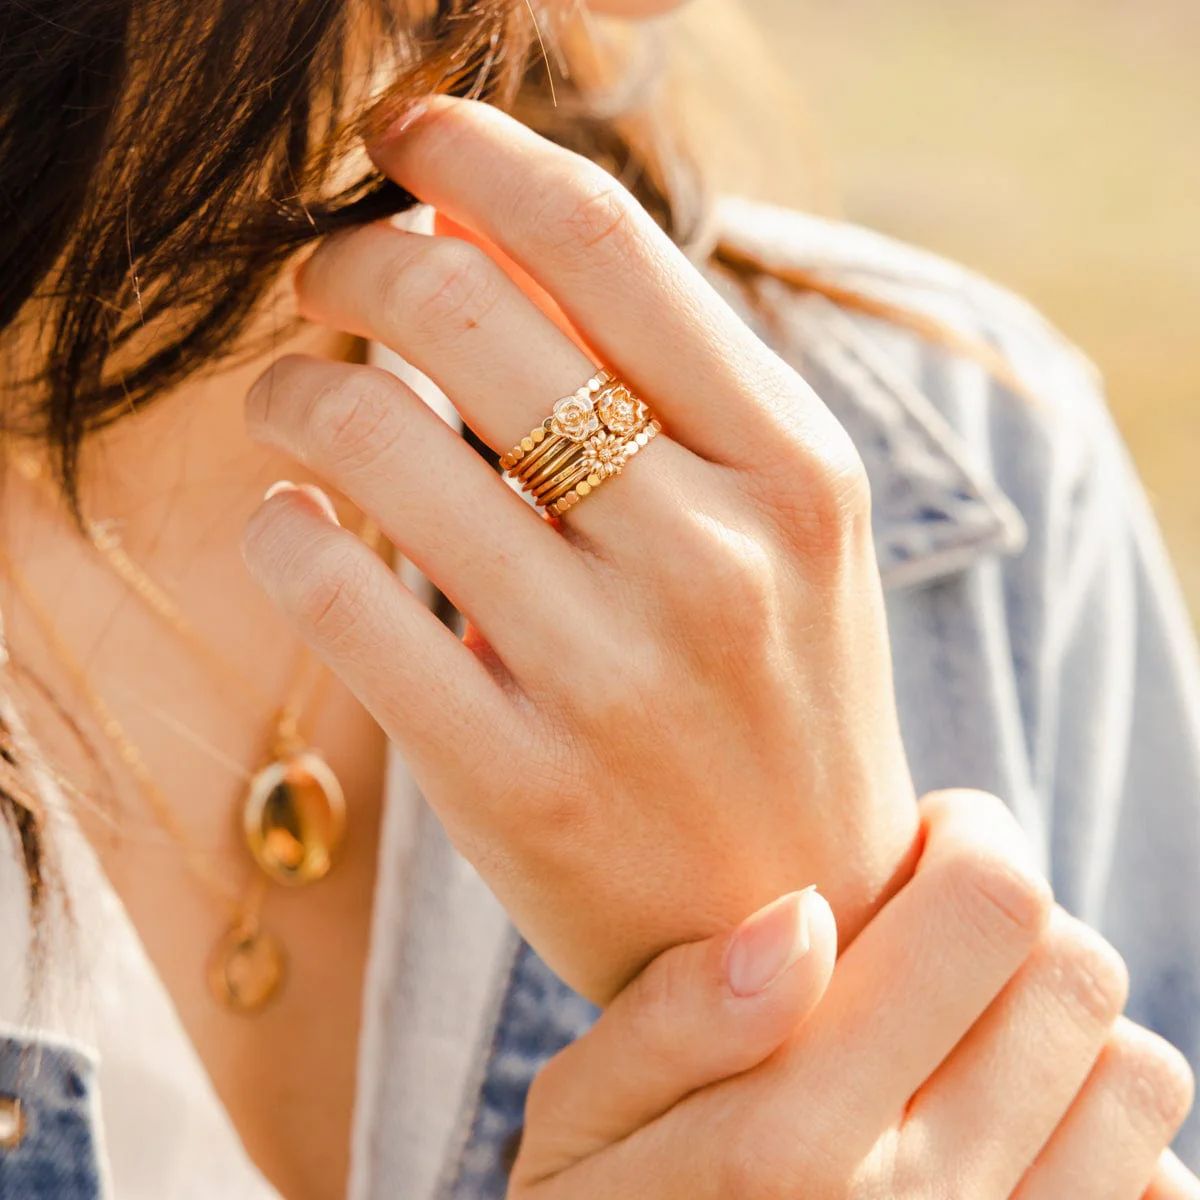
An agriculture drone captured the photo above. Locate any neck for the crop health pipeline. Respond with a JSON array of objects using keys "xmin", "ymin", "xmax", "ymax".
[
  {"xmin": 78, "ymin": 320, "xmax": 359, "ymax": 554},
  {"xmin": 1, "ymin": 314, "xmax": 374, "ymax": 849}
]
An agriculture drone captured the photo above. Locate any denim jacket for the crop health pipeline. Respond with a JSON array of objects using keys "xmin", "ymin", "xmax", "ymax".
[{"xmin": 3, "ymin": 198, "xmax": 1199, "ymax": 1198}]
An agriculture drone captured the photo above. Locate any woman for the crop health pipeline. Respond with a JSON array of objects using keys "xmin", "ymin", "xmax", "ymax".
[{"xmin": 0, "ymin": 0, "xmax": 1197, "ymax": 1197}]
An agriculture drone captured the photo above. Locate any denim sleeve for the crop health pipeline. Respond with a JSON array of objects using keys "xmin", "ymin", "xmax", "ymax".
[{"xmin": 1020, "ymin": 383, "xmax": 1200, "ymax": 1162}]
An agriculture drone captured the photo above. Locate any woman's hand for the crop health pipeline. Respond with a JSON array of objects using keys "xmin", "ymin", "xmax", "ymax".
[
  {"xmin": 513, "ymin": 791, "xmax": 1197, "ymax": 1199},
  {"xmin": 242, "ymin": 95, "xmax": 917, "ymax": 1000}
]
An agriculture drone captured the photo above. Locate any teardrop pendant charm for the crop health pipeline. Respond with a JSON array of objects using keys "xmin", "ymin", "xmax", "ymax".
[
  {"xmin": 208, "ymin": 923, "xmax": 286, "ymax": 1013},
  {"xmin": 242, "ymin": 750, "xmax": 345, "ymax": 886}
]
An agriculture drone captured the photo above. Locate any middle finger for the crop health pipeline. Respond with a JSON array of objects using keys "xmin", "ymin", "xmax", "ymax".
[{"xmin": 296, "ymin": 219, "xmax": 705, "ymax": 546}]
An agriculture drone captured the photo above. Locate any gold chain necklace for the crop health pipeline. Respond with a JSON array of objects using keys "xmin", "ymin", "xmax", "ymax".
[{"xmin": 3, "ymin": 460, "xmax": 378, "ymax": 1014}]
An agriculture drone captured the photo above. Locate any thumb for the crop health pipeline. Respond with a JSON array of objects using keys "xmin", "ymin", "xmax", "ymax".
[{"xmin": 515, "ymin": 886, "xmax": 837, "ymax": 1185}]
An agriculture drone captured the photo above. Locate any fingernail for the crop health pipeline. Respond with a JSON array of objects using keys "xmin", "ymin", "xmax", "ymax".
[
  {"xmin": 370, "ymin": 98, "xmax": 431, "ymax": 149},
  {"xmin": 394, "ymin": 99, "xmax": 430, "ymax": 135},
  {"xmin": 263, "ymin": 480, "xmax": 297, "ymax": 501},
  {"xmin": 295, "ymin": 484, "xmax": 341, "ymax": 527},
  {"xmin": 262, "ymin": 480, "xmax": 341, "ymax": 527},
  {"xmin": 725, "ymin": 886, "xmax": 817, "ymax": 998}
]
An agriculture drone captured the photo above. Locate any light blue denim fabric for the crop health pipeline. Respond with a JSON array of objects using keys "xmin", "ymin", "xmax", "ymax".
[
  {"xmin": 4, "ymin": 204, "xmax": 1198, "ymax": 1195},
  {"xmin": 442, "ymin": 207, "xmax": 1200, "ymax": 1195}
]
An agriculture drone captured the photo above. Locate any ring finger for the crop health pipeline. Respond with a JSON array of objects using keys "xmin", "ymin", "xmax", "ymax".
[{"xmin": 245, "ymin": 352, "xmax": 596, "ymax": 679}]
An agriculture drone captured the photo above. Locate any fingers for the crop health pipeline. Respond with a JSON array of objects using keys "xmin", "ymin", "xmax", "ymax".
[
  {"xmin": 765, "ymin": 789, "xmax": 1053, "ymax": 1158},
  {"xmin": 1145, "ymin": 1151, "xmax": 1200, "ymax": 1199},
  {"xmin": 294, "ymin": 220, "xmax": 703, "ymax": 543},
  {"xmin": 240, "ymin": 482, "xmax": 523, "ymax": 782},
  {"xmin": 245, "ymin": 353, "xmax": 596, "ymax": 679},
  {"xmin": 906, "ymin": 906, "xmax": 1129, "ymax": 1194},
  {"xmin": 514, "ymin": 888, "xmax": 836, "ymax": 1187},
  {"xmin": 1013, "ymin": 1017, "xmax": 1196, "ymax": 1200},
  {"xmin": 366, "ymin": 97, "xmax": 827, "ymax": 468},
  {"xmin": 296, "ymin": 219, "xmax": 595, "ymax": 451},
  {"xmin": 560, "ymin": 790, "xmax": 1053, "ymax": 1200}
]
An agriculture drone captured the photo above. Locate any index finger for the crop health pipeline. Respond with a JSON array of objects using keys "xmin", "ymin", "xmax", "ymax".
[{"xmin": 367, "ymin": 96, "xmax": 818, "ymax": 467}]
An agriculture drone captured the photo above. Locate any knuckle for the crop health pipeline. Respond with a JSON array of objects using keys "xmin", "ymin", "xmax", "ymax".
[
  {"xmin": 796, "ymin": 439, "xmax": 872, "ymax": 556},
  {"xmin": 533, "ymin": 160, "xmax": 641, "ymax": 262},
  {"xmin": 1043, "ymin": 912, "xmax": 1130, "ymax": 1027},
  {"xmin": 306, "ymin": 371, "xmax": 403, "ymax": 475},
  {"xmin": 381, "ymin": 237, "xmax": 500, "ymax": 335},
  {"xmin": 756, "ymin": 419, "xmax": 871, "ymax": 571},
  {"xmin": 1110, "ymin": 1022, "xmax": 1196, "ymax": 1133},
  {"xmin": 718, "ymin": 1116, "xmax": 803, "ymax": 1200},
  {"xmin": 291, "ymin": 546, "xmax": 376, "ymax": 652},
  {"xmin": 671, "ymin": 516, "xmax": 777, "ymax": 628},
  {"xmin": 620, "ymin": 950, "xmax": 694, "ymax": 1067},
  {"xmin": 939, "ymin": 841, "xmax": 1053, "ymax": 949}
]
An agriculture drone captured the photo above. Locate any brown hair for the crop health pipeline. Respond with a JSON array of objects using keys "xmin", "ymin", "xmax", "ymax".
[
  {"xmin": 0, "ymin": 1, "xmax": 1012, "ymax": 911},
  {"xmin": 0, "ymin": 0, "xmax": 651, "ymax": 909}
]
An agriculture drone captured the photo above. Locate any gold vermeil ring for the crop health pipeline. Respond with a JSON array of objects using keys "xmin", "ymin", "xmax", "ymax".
[{"xmin": 502, "ymin": 369, "xmax": 659, "ymax": 517}]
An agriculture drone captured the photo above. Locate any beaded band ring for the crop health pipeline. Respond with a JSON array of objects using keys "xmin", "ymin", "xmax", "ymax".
[{"xmin": 501, "ymin": 369, "xmax": 661, "ymax": 517}]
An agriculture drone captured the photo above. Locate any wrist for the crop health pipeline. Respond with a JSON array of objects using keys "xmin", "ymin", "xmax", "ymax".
[{"xmin": 815, "ymin": 776, "xmax": 922, "ymax": 948}]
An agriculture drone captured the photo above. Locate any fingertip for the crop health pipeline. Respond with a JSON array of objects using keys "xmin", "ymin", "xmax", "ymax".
[
  {"xmin": 364, "ymin": 92, "xmax": 458, "ymax": 163},
  {"xmin": 259, "ymin": 479, "xmax": 340, "ymax": 526},
  {"xmin": 1146, "ymin": 1150, "xmax": 1200, "ymax": 1199},
  {"xmin": 241, "ymin": 480, "xmax": 342, "ymax": 586},
  {"xmin": 725, "ymin": 886, "xmax": 837, "ymax": 1009},
  {"xmin": 790, "ymin": 885, "xmax": 838, "ymax": 1016},
  {"xmin": 293, "ymin": 483, "xmax": 342, "ymax": 526},
  {"xmin": 804, "ymin": 885, "xmax": 839, "ymax": 985}
]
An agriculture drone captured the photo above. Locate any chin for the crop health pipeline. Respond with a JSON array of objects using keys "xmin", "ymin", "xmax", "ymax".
[{"xmin": 586, "ymin": 0, "xmax": 691, "ymax": 16}]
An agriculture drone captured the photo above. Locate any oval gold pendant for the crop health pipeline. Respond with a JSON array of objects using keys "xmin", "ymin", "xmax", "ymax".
[
  {"xmin": 208, "ymin": 925, "xmax": 285, "ymax": 1013},
  {"xmin": 242, "ymin": 750, "xmax": 345, "ymax": 886}
]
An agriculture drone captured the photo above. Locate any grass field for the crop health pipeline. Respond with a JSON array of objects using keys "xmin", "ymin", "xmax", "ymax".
[{"xmin": 738, "ymin": 0, "xmax": 1200, "ymax": 615}]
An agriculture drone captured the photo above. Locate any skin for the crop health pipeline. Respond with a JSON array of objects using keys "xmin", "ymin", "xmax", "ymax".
[
  {"xmin": 6, "ymin": 11, "xmax": 715, "ymax": 1194},
  {"xmin": 512, "ymin": 792, "xmax": 1198, "ymax": 1199},
  {"xmin": 1, "ymin": 322, "xmax": 389, "ymax": 1200},
  {"xmin": 238, "ymin": 94, "xmax": 1196, "ymax": 1195},
  {"xmin": 0, "ymin": 4, "xmax": 1190, "ymax": 1196},
  {"xmin": 245, "ymin": 95, "xmax": 919, "ymax": 1005}
]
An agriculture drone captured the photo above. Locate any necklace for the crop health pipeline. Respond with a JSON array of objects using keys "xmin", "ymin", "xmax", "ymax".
[
  {"xmin": 2, "ymin": 461, "xmax": 378, "ymax": 1014},
  {"xmin": 83, "ymin": 516, "xmax": 355, "ymax": 891}
]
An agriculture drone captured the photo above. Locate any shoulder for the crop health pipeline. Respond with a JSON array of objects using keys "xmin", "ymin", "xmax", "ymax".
[
  {"xmin": 708, "ymin": 196, "xmax": 1125, "ymax": 589},
  {"xmin": 710, "ymin": 195, "xmax": 1107, "ymax": 428}
]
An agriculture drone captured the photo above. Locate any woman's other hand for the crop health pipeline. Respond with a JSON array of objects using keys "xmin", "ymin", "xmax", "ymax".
[
  {"xmin": 513, "ymin": 791, "xmax": 1197, "ymax": 1199},
  {"xmin": 242, "ymin": 95, "xmax": 916, "ymax": 1002}
]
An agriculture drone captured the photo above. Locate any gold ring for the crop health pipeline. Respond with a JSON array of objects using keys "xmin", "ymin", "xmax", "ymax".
[{"xmin": 501, "ymin": 370, "xmax": 660, "ymax": 517}]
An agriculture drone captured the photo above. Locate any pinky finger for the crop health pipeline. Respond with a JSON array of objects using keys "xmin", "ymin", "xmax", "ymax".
[
  {"xmin": 242, "ymin": 483, "xmax": 520, "ymax": 783},
  {"xmin": 1014, "ymin": 1018, "xmax": 1196, "ymax": 1200},
  {"xmin": 1144, "ymin": 1150, "xmax": 1200, "ymax": 1199}
]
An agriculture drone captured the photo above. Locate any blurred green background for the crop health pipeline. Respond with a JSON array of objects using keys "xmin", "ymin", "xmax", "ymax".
[{"xmin": 735, "ymin": 0, "xmax": 1200, "ymax": 615}]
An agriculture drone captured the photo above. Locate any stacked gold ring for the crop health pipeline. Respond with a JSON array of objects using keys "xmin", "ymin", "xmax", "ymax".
[{"xmin": 501, "ymin": 369, "xmax": 662, "ymax": 517}]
